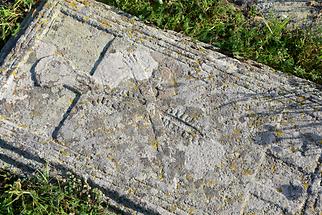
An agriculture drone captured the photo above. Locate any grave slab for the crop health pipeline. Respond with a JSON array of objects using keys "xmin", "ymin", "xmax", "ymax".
[{"xmin": 0, "ymin": 0, "xmax": 321, "ymax": 214}]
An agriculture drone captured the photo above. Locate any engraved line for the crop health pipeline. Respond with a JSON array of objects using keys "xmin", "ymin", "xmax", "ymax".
[
  {"xmin": 52, "ymin": 85, "xmax": 81, "ymax": 140},
  {"xmin": 300, "ymin": 154, "xmax": 322, "ymax": 214},
  {"xmin": 163, "ymin": 111, "xmax": 204, "ymax": 137},
  {"xmin": 266, "ymin": 150, "xmax": 308, "ymax": 175},
  {"xmin": 250, "ymin": 192, "xmax": 290, "ymax": 214},
  {"xmin": 0, "ymin": 108, "xmax": 203, "ymax": 214},
  {"xmin": 239, "ymin": 148, "xmax": 268, "ymax": 215},
  {"xmin": 29, "ymin": 56, "xmax": 49, "ymax": 87},
  {"xmin": 60, "ymin": 9, "xmax": 121, "ymax": 37},
  {"xmin": 0, "ymin": 152, "xmax": 36, "ymax": 173},
  {"xmin": 60, "ymin": 4, "xmax": 322, "ymax": 107},
  {"xmin": 89, "ymin": 37, "xmax": 116, "ymax": 76},
  {"xmin": 61, "ymin": 6, "xmax": 322, "ymax": 125},
  {"xmin": 0, "ymin": 137, "xmax": 157, "ymax": 215}
]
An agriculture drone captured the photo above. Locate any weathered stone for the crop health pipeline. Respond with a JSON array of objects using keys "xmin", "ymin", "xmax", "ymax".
[
  {"xmin": 0, "ymin": 0, "xmax": 321, "ymax": 214},
  {"xmin": 261, "ymin": 0, "xmax": 321, "ymax": 27},
  {"xmin": 233, "ymin": 0, "xmax": 321, "ymax": 28}
]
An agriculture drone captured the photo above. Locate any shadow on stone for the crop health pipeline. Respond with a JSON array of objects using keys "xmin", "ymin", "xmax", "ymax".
[
  {"xmin": 0, "ymin": 138, "xmax": 160, "ymax": 215},
  {"xmin": 280, "ymin": 183, "xmax": 304, "ymax": 201},
  {"xmin": 254, "ymin": 125, "xmax": 277, "ymax": 145},
  {"xmin": 0, "ymin": 0, "xmax": 48, "ymax": 66}
]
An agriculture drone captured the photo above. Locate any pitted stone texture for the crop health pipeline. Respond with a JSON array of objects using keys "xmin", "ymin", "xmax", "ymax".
[{"xmin": 0, "ymin": 0, "xmax": 321, "ymax": 214}]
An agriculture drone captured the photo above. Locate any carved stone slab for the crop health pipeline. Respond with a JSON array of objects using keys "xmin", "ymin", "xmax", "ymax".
[{"xmin": 0, "ymin": 0, "xmax": 321, "ymax": 214}]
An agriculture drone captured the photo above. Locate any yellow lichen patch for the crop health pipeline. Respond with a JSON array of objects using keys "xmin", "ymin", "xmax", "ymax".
[
  {"xmin": 0, "ymin": 115, "xmax": 8, "ymax": 121},
  {"xmin": 303, "ymin": 182, "xmax": 309, "ymax": 190},
  {"xmin": 68, "ymin": 0, "xmax": 78, "ymax": 9},
  {"xmin": 175, "ymin": 181, "xmax": 181, "ymax": 190},
  {"xmin": 194, "ymin": 65, "xmax": 202, "ymax": 75},
  {"xmin": 195, "ymin": 58, "xmax": 202, "ymax": 66},
  {"xmin": 297, "ymin": 95, "xmax": 306, "ymax": 101},
  {"xmin": 39, "ymin": 140, "xmax": 50, "ymax": 145},
  {"xmin": 218, "ymin": 134, "xmax": 231, "ymax": 145},
  {"xmin": 158, "ymin": 168, "xmax": 165, "ymax": 181},
  {"xmin": 19, "ymin": 124, "xmax": 28, "ymax": 129},
  {"xmin": 233, "ymin": 128, "xmax": 242, "ymax": 136},
  {"xmin": 100, "ymin": 19, "xmax": 111, "ymax": 28},
  {"xmin": 290, "ymin": 146, "xmax": 298, "ymax": 153},
  {"xmin": 242, "ymin": 168, "xmax": 253, "ymax": 176},
  {"xmin": 68, "ymin": 98, "xmax": 74, "ymax": 106},
  {"xmin": 57, "ymin": 141, "xmax": 66, "ymax": 146},
  {"xmin": 188, "ymin": 207, "xmax": 195, "ymax": 215},
  {"xmin": 11, "ymin": 70, "xmax": 17, "ymax": 77},
  {"xmin": 127, "ymin": 29, "xmax": 134, "ymax": 38},
  {"xmin": 222, "ymin": 195, "xmax": 233, "ymax": 206},
  {"xmin": 206, "ymin": 74, "xmax": 215, "ymax": 82},
  {"xmin": 55, "ymin": 49, "xmax": 65, "ymax": 57},
  {"xmin": 185, "ymin": 174, "xmax": 194, "ymax": 182},
  {"xmin": 150, "ymin": 138, "xmax": 159, "ymax": 151},
  {"xmin": 39, "ymin": 18, "xmax": 49, "ymax": 25},
  {"xmin": 197, "ymin": 46, "xmax": 206, "ymax": 54},
  {"xmin": 83, "ymin": 16, "xmax": 90, "ymax": 22},
  {"xmin": 169, "ymin": 204, "xmax": 177, "ymax": 213},
  {"xmin": 216, "ymin": 161, "xmax": 225, "ymax": 169},
  {"xmin": 276, "ymin": 187, "xmax": 282, "ymax": 193},
  {"xmin": 129, "ymin": 18, "xmax": 136, "ymax": 25},
  {"xmin": 138, "ymin": 37, "xmax": 145, "ymax": 44},
  {"xmin": 127, "ymin": 187, "xmax": 135, "ymax": 196},
  {"xmin": 271, "ymin": 163, "xmax": 276, "ymax": 173},
  {"xmin": 230, "ymin": 160, "xmax": 237, "ymax": 173},
  {"xmin": 275, "ymin": 130, "xmax": 284, "ymax": 138},
  {"xmin": 137, "ymin": 115, "xmax": 150, "ymax": 128},
  {"xmin": 60, "ymin": 149, "xmax": 70, "ymax": 157},
  {"xmin": 206, "ymin": 179, "xmax": 216, "ymax": 187},
  {"xmin": 190, "ymin": 131, "xmax": 198, "ymax": 141}
]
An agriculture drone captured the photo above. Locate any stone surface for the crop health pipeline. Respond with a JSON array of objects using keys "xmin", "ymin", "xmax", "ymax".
[
  {"xmin": 261, "ymin": 0, "xmax": 321, "ymax": 27},
  {"xmin": 0, "ymin": 0, "xmax": 321, "ymax": 214},
  {"xmin": 234, "ymin": 0, "xmax": 322, "ymax": 27}
]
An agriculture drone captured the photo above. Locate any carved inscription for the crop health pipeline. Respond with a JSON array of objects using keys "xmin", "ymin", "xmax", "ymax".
[{"xmin": 161, "ymin": 107, "xmax": 204, "ymax": 142}]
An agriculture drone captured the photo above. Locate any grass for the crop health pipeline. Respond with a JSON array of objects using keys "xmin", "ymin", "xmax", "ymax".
[
  {"xmin": 0, "ymin": 0, "xmax": 38, "ymax": 49},
  {"xmin": 99, "ymin": 0, "xmax": 322, "ymax": 84},
  {"xmin": 0, "ymin": 167, "xmax": 114, "ymax": 215},
  {"xmin": 1, "ymin": 0, "xmax": 321, "ymax": 83}
]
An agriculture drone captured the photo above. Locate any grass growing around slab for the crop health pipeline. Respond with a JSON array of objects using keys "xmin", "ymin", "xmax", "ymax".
[
  {"xmin": 0, "ymin": 0, "xmax": 321, "ymax": 83},
  {"xmin": 0, "ymin": 0, "xmax": 38, "ymax": 49},
  {"xmin": 99, "ymin": 0, "xmax": 322, "ymax": 84},
  {"xmin": 0, "ymin": 167, "xmax": 114, "ymax": 215}
]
